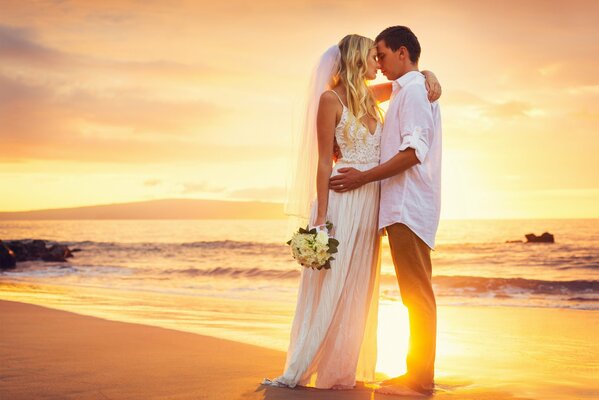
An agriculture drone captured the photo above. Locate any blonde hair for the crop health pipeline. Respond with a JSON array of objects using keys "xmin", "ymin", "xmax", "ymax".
[{"xmin": 335, "ymin": 34, "xmax": 382, "ymax": 144}]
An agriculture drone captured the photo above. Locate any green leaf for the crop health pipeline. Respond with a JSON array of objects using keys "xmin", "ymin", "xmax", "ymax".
[
  {"xmin": 329, "ymin": 238, "xmax": 339, "ymax": 246},
  {"xmin": 286, "ymin": 240, "xmax": 291, "ymax": 245},
  {"xmin": 308, "ymin": 228, "xmax": 317, "ymax": 234}
]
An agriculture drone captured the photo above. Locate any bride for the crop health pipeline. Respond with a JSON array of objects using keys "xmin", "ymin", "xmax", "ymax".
[{"xmin": 263, "ymin": 34, "xmax": 440, "ymax": 390}]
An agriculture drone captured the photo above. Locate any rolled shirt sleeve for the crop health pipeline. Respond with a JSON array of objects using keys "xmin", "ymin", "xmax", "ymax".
[{"xmin": 397, "ymin": 84, "xmax": 435, "ymax": 163}]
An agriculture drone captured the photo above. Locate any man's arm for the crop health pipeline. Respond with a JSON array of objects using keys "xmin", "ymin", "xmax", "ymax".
[
  {"xmin": 330, "ymin": 83, "xmax": 434, "ymax": 192},
  {"xmin": 329, "ymin": 148, "xmax": 419, "ymax": 192}
]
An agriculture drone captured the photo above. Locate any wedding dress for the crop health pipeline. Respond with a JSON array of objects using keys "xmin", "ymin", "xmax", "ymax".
[{"xmin": 264, "ymin": 90, "xmax": 382, "ymax": 389}]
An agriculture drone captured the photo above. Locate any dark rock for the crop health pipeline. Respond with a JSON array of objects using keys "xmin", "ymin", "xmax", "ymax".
[
  {"xmin": 31, "ymin": 239, "xmax": 48, "ymax": 257},
  {"xmin": 5, "ymin": 239, "xmax": 48, "ymax": 261},
  {"xmin": 1, "ymin": 239, "xmax": 78, "ymax": 264},
  {"xmin": 42, "ymin": 244, "xmax": 73, "ymax": 262},
  {"xmin": 0, "ymin": 240, "xmax": 17, "ymax": 269},
  {"xmin": 4, "ymin": 241, "xmax": 28, "ymax": 261},
  {"xmin": 525, "ymin": 232, "xmax": 555, "ymax": 243}
]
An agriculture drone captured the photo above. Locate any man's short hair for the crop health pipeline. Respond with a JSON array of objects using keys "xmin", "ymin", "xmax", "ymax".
[{"xmin": 375, "ymin": 26, "xmax": 421, "ymax": 64}]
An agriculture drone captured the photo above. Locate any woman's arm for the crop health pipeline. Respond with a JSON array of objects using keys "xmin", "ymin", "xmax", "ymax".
[
  {"xmin": 313, "ymin": 92, "xmax": 338, "ymax": 227},
  {"xmin": 369, "ymin": 70, "xmax": 442, "ymax": 103},
  {"xmin": 370, "ymin": 82, "xmax": 393, "ymax": 103},
  {"xmin": 422, "ymin": 70, "xmax": 442, "ymax": 102}
]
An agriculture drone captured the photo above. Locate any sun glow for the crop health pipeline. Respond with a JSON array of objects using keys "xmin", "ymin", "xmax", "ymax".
[
  {"xmin": 376, "ymin": 302, "xmax": 410, "ymax": 377},
  {"xmin": 375, "ymin": 301, "xmax": 469, "ymax": 379},
  {"xmin": 1, "ymin": 1, "xmax": 598, "ymax": 217}
]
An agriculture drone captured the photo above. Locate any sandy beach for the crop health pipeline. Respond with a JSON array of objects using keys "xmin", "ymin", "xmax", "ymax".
[
  {"xmin": 1, "ymin": 300, "xmax": 286, "ymax": 400},
  {"xmin": 2, "ymin": 299, "xmax": 597, "ymax": 400}
]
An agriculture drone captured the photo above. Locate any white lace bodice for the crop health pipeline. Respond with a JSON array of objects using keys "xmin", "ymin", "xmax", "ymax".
[{"xmin": 333, "ymin": 98, "xmax": 381, "ymax": 166}]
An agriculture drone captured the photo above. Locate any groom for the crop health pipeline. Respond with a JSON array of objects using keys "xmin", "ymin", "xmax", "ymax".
[{"xmin": 329, "ymin": 25, "xmax": 441, "ymax": 395}]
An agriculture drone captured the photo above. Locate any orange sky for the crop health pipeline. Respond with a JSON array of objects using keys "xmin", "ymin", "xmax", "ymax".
[{"xmin": 1, "ymin": 0, "xmax": 598, "ymax": 218}]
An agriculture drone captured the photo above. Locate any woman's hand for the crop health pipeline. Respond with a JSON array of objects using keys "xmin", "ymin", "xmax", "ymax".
[
  {"xmin": 312, "ymin": 217, "xmax": 327, "ymax": 229},
  {"xmin": 422, "ymin": 70, "xmax": 442, "ymax": 102}
]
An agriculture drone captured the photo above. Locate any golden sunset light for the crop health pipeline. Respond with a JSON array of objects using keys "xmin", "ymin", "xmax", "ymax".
[
  {"xmin": 1, "ymin": 2, "xmax": 598, "ymax": 400},
  {"xmin": 1, "ymin": 0, "xmax": 597, "ymax": 217}
]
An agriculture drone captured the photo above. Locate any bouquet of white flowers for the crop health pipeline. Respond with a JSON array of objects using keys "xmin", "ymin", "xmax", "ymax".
[{"xmin": 286, "ymin": 221, "xmax": 339, "ymax": 270}]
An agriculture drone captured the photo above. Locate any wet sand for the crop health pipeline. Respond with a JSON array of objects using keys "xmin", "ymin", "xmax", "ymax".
[{"xmin": 1, "ymin": 300, "xmax": 597, "ymax": 399}]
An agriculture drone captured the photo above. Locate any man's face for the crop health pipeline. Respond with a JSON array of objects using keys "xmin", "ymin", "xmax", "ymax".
[{"xmin": 376, "ymin": 40, "xmax": 402, "ymax": 81}]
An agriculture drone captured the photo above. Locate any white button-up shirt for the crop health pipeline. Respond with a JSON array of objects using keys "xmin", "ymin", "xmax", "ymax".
[{"xmin": 378, "ymin": 71, "xmax": 442, "ymax": 249}]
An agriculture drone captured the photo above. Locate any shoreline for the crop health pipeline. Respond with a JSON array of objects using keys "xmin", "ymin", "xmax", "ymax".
[
  {"xmin": 0, "ymin": 300, "xmax": 528, "ymax": 400},
  {"xmin": 1, "ymin": 297, "xmax": 598, "ymax": 399},
  {"xmin": 1, "ymin": 278, "xmax": 597, "ymax": 356}
]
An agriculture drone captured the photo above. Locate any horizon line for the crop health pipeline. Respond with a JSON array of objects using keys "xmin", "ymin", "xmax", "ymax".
[{"xmin": 0, "ymin": 197, "xmax": 285, "ymax": 214}]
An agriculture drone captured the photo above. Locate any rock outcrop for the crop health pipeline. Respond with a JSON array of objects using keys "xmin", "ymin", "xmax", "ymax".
[
  {"xmin": 0, "ymin": 240, "xmax": 17, "ymax": 269},
  {"xmin": 525, "ymin": 232, "xmax": 555, "ymax": 243},
  {"xmin": 0, "ymin": 239, "xmax": 77, "ymax": 269}
]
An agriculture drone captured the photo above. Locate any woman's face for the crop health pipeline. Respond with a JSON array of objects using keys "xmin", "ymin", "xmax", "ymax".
[{"xmin": 365, "ymin": 47, "xmax": 378, "ymax": 80}]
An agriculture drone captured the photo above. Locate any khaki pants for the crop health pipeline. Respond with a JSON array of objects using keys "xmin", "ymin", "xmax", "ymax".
[{"xmin": 386, "ymin": 223, "xmax": 436, "ymax": 388}]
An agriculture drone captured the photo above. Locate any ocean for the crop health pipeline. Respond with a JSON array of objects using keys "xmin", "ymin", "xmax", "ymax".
[{"xmin": 1, "ymin": 219, "xmax": 598, "ymax": 352}]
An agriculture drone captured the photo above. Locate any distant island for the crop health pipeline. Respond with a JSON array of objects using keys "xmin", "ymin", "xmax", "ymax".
[{"xmin": 0, "ymin": 199, "xmax": 285, "ymax": 220}]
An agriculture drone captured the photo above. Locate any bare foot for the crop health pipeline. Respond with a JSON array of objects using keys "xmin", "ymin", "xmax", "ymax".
[
  {"xmin": 375, "ymin": 384, "xmax": 427, "ymax": 397},
  {"xmin": 380, "ymin": 375, "xmax": 434, "ymax": 395},
  {"xmin": 381, "ymin": 373, "xmax": 411, "ymax": 386}
]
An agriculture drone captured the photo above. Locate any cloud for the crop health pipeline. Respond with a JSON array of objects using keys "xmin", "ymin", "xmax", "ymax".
[
  {"xmin": 0, "ymin": 23, "xmax": 218, "ymax": 87},
  {"xmin": 0, "ymin": 70, "xmax": 250, "ymax": 163},
  {"xmin": 444, "ymin": 91, "xmax": 533, "ymax": 119},
  {"xmin": 143, "ymin": 179, "xmax": 161, "ymax": 186},
  {"xmin": 0, "ymin": 0, "xmax": 597, "ymax": 219},
  {"xmin": 0, "ymin": 24, "xmax": 65, "ymax": 66},
  {"xmin": 516, "ymin": 188, "xmax": 599, "ymax": 197},
  {"xmin": 482, "ymin": 101, "xmax": 532, "ymax": 119},
  {"xmin": 0, "ymin": 128, "xmax": 284, "ymax": 164},
  {"xmin": 443, "ymin": 90, "xmax": 487, "ymax": 107},
  {"xmin": 0, "ymin": 23, "xmax": 297, "ymax": 164},
  {"xmin": 180, "ymin": 182, "xmax": 226, "ymax": 194}
]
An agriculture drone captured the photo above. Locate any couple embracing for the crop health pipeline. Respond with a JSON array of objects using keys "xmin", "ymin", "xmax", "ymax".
[{"xmin": 264, "ymin": 25, "xmax": 442, "ymax": 396}]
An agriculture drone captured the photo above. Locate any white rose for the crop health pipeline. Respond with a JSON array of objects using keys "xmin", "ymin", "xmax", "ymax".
[{"xmin": 315, "ymin": 231, "xmax": 329, "ymax": 246}]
